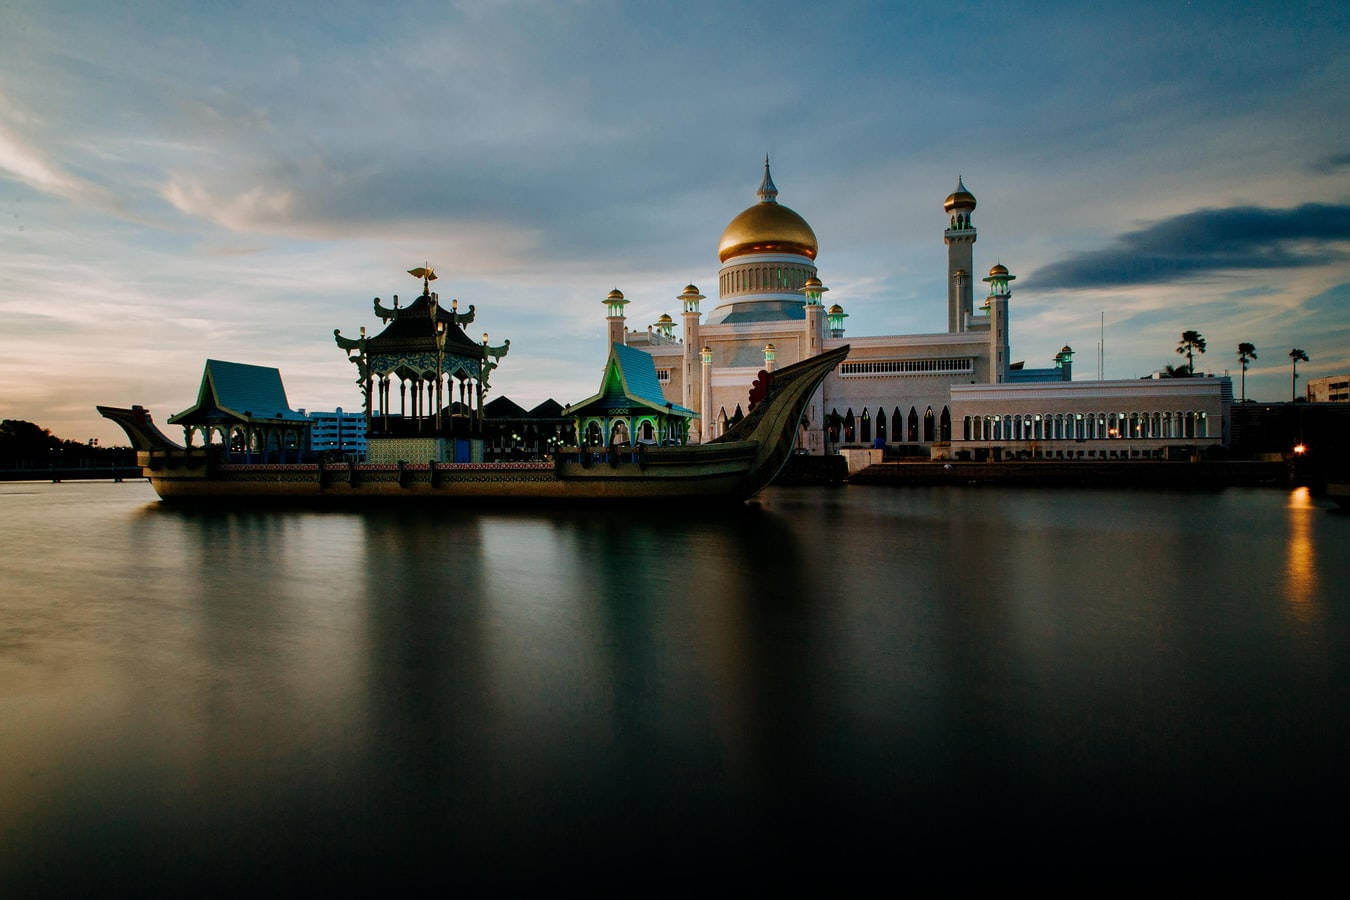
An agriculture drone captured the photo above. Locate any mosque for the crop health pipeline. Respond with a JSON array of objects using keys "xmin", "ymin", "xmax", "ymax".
[{"xmin": 606, "ymin": 159, "xmax": 1230, "ymax": 459}]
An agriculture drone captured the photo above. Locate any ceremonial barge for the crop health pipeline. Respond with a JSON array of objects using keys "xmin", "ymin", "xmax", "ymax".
[{"xmin": 101, "ymin": 268, "xmax": 846, "ymax": 504}]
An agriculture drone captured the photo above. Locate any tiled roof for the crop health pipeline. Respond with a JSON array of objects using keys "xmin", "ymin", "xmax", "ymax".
[{"xmin": 169, "ymin": 359, "xmax": 308, "ymax": 424}]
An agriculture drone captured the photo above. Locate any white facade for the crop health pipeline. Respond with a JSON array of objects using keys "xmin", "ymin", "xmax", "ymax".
[{"xmin": 947, "ymin": 378, "xmax": 1231, "ymax": 460}]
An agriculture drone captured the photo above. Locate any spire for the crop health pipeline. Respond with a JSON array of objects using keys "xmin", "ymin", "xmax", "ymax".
[{"xmin": 757, "ymin": 154, "xmax": 778, "ymax": 203}]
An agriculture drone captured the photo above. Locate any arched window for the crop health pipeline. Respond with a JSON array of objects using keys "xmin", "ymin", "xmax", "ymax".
[
  {"xmin": 908, "ymin": 407, "xmax": 919, "ymax": 442},
  {"xmin": 924, "ymin": 407, "xmax": 935, "ymax": 442},
  {"xmin": 860, "ymin": 409, "xmax": 871, "ymax": 444},
  {"xmin": 963, "ymin": 416, "xmax": 972, "ymax": 440},
  {"xmin": 828, "ymin": 408, "xmax": 841, "ymax": 443},
  {"xmin": 941, "ymin": 407, "xmax": 951, "ymax": 442},
  {"xmin": 610, "ymin": 420, "xmax": 630, "ymax": 445},
  {"xmin": 894, "ymin": 408, "xmax": 904, "ymax": 441},
  {"xmin": 877, "ymin": 408, "xmax": 888, "ymax": 443},
  {"xmin": 639, "ymin": 421, "xmax": 654, "ymax": 443},
  {"xmin": 844, "ymin": 409, "xmax": 856, "ymax": 443},
  {"xmin": 585, "ymin": 421, "xmax": 602, "ymax": 445}
]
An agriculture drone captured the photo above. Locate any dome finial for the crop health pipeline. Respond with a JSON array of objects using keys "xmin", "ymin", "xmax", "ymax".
[{"xmin": 757, "ymin": 154, "xmax": 778, "ymax": 203}]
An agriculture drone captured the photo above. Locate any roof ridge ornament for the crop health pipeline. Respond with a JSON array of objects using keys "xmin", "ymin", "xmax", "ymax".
[
  {"xmin": 757, "ymin": 154, "xmax": 778, "ymax": 203},
  {"xmin": 408, "ymin": 264, "xmax": 437, "ymax": 297}
]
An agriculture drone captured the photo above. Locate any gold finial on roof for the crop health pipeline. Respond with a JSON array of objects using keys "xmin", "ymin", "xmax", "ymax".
[{"xmin": 408, "ymin": 264, "xmax": 438, "ymax": 296}]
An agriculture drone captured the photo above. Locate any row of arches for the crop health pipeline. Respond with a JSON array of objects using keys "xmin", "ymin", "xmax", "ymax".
[
  {"xmin": 720, "ymin": 263, "xmax": 815, "ymax": 297},
  {"xmin": 828, "ymin": 406, "xmax": 952, "ymax": 445},
  {"xmin": 182, "ymin": 423, "xmax": 308, "ymax": 463},
  {"xmin": 579, "ymin": 416, "xmax": 687, "ymax": 447},
  {"xmin": 961, "ymin": 410, "xmax": 1212, "ymax": 442}
]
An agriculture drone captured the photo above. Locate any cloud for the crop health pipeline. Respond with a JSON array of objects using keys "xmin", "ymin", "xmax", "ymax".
[
  {"xmin": 1313, "ymin": 152, "xmax": 1350, "ymax": 174},
  {"xmin": 0, "ymin": 118, "xmax": 123, "ymax": 212},
  {"xmin": 1032, "ymin": 204, "xmax": 1350, "ymax": 289}
]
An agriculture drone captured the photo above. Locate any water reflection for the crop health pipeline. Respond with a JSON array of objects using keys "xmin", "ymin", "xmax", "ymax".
[
  {"xmin": 4, "ymin": 483, "xmax": 1350, "ymax": 889},
  {"xmin": 1284, "ymin": 488, "xmax": 1321, "ymax": 621}
]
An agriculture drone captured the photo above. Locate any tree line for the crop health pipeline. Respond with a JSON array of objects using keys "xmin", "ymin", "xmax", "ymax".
[
  {"xmin": 1162, "ymin": 332, "xmax": 1310, "ymax": 402},
  {"xmin": 0, "ymin": 420, "xmax": 135, "ymax": 469}
]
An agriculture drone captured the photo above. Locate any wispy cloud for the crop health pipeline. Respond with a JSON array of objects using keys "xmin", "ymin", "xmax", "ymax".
[
  {"xmin": 0, "ymin": 104, "xmax": 122, "ymax": 212},
  {"xmin": 1033, "ymin": 204, "xmax": 1350, "ymax": 289}
]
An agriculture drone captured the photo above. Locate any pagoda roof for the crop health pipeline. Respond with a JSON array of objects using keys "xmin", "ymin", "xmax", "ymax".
[
  {"xmin": 365, "ymin": 293, "xmax": 485, "ymax": 357},
  {"xmin": 167, "ymin": 359, "xmax": 308, "ymax": 426},
  {"xmin": 567, "ymin": 343, "xmax": 696, "ymax": 419}
]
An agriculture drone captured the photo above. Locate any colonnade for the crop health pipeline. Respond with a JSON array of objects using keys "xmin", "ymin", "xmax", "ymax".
[
  {"xmin": 181, "ymin": 423, "xmax": 307, "ymax": 463},
  {"xmin": 373, "ymin": 371, "xmax": 485, "ymax": 434},
  {"xmin": 961, "ymin": 409, "xmax": 1211, "ymax": 442}
]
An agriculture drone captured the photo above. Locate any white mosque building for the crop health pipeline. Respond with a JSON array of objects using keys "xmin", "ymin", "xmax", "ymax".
[{"xmin": 604, "ymin": 160, "xmax": 1229, "ymax": 460}]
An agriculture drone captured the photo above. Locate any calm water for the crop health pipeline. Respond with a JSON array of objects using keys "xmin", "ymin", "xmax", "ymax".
[{"xmin": 1, "ymin": 481, "xmax": 1347, "ymax": 890}]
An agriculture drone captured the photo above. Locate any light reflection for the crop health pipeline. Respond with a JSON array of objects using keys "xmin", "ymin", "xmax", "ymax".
[{"xmin": 1283, "ymin": 487, "xmax": 1320, "ymax": 621}]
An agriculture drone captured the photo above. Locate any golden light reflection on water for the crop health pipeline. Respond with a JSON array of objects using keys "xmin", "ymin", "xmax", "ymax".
[{"xmin": 1284, "ymin": 487, "xmax": 1320, "ymax": 622}]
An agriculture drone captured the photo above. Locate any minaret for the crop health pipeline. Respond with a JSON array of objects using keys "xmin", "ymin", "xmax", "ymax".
[
  {"xmin": 827, "ymin": 303, "xmax": 848, "ymax": 339},
  {"xmin": 763, "ymin": 343, "xmax": 777, "ymax": 373},
  {"xmin": 1055, "ymin": 345, "xmax": 1074, "ymax": 381},
  {"xmin": 944, "ymin": 176, "xmax": 977, "ymax": 333},
  {"xmin": 679, "ymin": 284, "xmax": 704, "ymax": 440},
  {"xmin": 700, "ymin": 346, "xmax": 714, "ymax": 441},
  {"xmin": 604, "ymin": 288, "xmax": 628, "ymax": 349},
  {"xmin": 801, "ymin": 276, "xmax": 829, "ymax": 453},
  {"xmin": 982, "ymin": 263, "xmax": 1014, "ymax": 383}
]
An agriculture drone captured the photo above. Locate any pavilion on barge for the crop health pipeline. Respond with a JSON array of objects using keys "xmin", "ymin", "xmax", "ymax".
[
  {"xmin": 335, "ymin": 267, "xmax": 511, "ymax": 463},
  {"xmin": 167, "ymin": 359, "xmax": 311, "ymax": 462}
]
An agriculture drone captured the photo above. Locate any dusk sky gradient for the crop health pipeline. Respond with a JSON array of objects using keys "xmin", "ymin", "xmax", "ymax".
[{"xmin": 2, "ymin": 0, "xmax": 1348, "ymax": 444}]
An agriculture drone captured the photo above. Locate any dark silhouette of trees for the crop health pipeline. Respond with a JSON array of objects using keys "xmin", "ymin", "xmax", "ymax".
[
  {"xmin": 0, "ymin": 419, "xmax": 132, "ymax": 468},
  {"xmin": 1177, "ymin": 330, "xmax": 1207, "ymax": 375},
  {"xmin": 1237, "ymin": 342, "xmax": 1257, "ymax": 402}
]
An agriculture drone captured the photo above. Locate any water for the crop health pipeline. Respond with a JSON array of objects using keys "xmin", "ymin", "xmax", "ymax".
[{"xmin": 2, "ymin": 481, "xmax": 1347, "ymax": 890}]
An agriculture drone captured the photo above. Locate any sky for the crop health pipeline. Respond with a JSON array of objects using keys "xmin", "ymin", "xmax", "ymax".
[{"xmin": 2, "ymin": 0, "xmax": 1348, "ymax": 445}]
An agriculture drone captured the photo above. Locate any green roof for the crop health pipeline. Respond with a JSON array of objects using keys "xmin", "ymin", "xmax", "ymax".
[{"xmin": 567, "ymin": 343, "xmax": 696, "ymax": 419}]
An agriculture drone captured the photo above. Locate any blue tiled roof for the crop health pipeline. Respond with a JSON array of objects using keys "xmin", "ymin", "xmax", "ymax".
[
  {"xmin": 169, "ymin": 359, "xmax": 307, "ymax": 423},
  {"xmin": 206, "ymin": 360, "xmax": 305, "ymax": 420},
  {"xmin": 612, "ymin": 343, "xmax": 668, "ymax": 409}
]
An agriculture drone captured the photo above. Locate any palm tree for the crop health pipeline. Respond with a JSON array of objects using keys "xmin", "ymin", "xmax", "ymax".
[
  {"xmin": 1177, "ymin": 330, "xmax": 1207, "ymax": 375},
  {"xmin": 1289, "ymin": 348, "xmax": 1309, "ymax": 401},
  {"xmin": 1237, "ymin": 342, "xmax": 1257, "ymax": 402},
  {"xmin": 1160, "ymin": 363, "xmax": 1192, "ymax": 378}
]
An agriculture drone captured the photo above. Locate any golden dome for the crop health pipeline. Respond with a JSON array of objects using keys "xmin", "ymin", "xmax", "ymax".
[
  {"xmin": 656, "ymin": 313, "xmax": 673, "ymax": 324},
  {"xmin": 717, "ymin": 158, "xmax": 818, "ymax": 263},
  {"xmin": 988, "ymin": 263, "xmax": 1008, "ymax": 277},
  {"xmin": 682, "ymin": 284, "xmax": 700, "ymax": 294},
  {"xmin": 1060, "ymin": 345, "xmax": 1074, "ymax": 354},
  {"xmin": 943, "ymin": 175, "xmax": 976, "ymax": 212},
  {"xmin": 828, "ymin": 304, "xmax": 844, "ymax": 315},
  {"xmin": 606, "ymin": 288, "xmax": 625, "ymax": 301},
  {"xmin": 718, "ymin": 202, "xmax": 818, "ymax": 263},
  {"xmin": 803, "ymin": 276, "xmax": 823, "ymax": 288}
]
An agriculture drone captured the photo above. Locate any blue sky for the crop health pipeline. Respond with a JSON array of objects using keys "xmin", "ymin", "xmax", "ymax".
[{"xmin": 2, "ymin": 0, "xmax": 1348, "ymax": 444}]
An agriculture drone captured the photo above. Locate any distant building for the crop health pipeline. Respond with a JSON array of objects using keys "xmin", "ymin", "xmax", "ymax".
[
  {"xmin": 307, "ymin": 407, "xmax": 367, "ymax": 457},
  {"xmin": 1306, "ymin": 374, "xmax": 1350, "ymax": 403}
]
